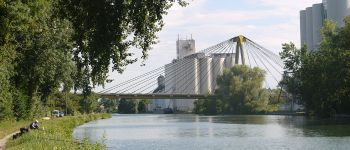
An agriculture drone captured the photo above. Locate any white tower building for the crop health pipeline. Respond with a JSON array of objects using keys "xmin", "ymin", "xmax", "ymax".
[
  {"xmin": 177, "ymin": 37, "xmax": 196, "ymax": 59},
  {"xmin": 300, "ymin": 0, "xmax": 350, "ymax": 50}
]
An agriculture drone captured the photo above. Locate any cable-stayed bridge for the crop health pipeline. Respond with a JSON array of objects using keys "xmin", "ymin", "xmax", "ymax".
[{"xmin": 98, "ymin": 35, "xmax": 284, "ymax": 100}]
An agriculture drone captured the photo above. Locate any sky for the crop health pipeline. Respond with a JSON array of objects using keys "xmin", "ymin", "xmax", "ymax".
[{"xmin": 94, "ymin": 0, "xmax": 322, "ymax": 92}]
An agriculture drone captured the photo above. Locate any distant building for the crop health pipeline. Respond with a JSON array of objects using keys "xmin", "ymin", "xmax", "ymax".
[
  {"xmin": 300, "ymin": 0, "xmax": 350, "ymax": 50},
  {"xmin": 148, "ymin": 36, "xmax": 245, "ymax": 113},
  {"xmin": 163, "ymin": 37, "xmax": 238, "ymax": 112}
]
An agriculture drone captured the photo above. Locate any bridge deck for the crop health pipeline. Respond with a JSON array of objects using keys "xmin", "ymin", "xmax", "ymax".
[{"xmin": 99, "ymin": 93, "xmax": 214, "ymax": 99}]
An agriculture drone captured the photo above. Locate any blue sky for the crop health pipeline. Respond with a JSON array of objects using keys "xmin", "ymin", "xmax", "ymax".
[{"xmin": 94, "ymin": 0, "xmax": 322, "ymax": 92}]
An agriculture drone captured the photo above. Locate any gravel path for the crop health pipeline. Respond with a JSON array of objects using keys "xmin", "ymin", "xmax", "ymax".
[{"xmin": 0, "ymin": 132, "xmax": 18, "ymax": 150}]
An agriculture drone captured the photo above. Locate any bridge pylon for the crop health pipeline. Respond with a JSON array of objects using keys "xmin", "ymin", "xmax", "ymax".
[{"xmin": 233, "ymin": 35, "xmax": 246, "ymax": 65}]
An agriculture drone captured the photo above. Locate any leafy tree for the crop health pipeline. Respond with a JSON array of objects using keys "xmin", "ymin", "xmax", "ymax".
[
  {"xmin": 99, "ymin": 98, "xmax": 118, "ymax": 113},
  {"xmin": 117, "ymin": 99, "xmax": 138, "ymax": 114},
  {"xmin": 279, "ymin": 17, "xmax": 350, "ymax": 117},
  {"xmin": 79, "ymin": 92, "xmax": 99, "ymax": 114},
  {"xmin": 195, "ymin": 65, "xmax": 281, "ymax": 114},
  {"xmin": 0, "ymin": 45, "xmax": 15, "ymax": 120},
  {"xmin": 0, "ymin": 0, "xmax": 75, "ymax": 119},
  {"xmin": 278, "ymin": 43, "xmax": 307, "ymax": 106},
  {"xmin": 0, "ymin": 0, "xmax": 188, "ymax": 120},
  {"xmin": 138, "ymin": 99, "xmax": 150, "ymax": 113},
  {"xmin": 55, "ymin": 0, "xmax": 188, "ymax": 92}
]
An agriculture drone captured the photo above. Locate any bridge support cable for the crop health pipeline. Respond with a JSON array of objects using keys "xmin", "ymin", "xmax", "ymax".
[
  {"xmin": 115, "ymin": 67, "xmax": 166, "ymax": 93},
  {"xmin": 247, "ymin": 43, "xmax": 281, "ymax": 87},
  {"xmin": 246, "ymin": 39, "xmax": 284, "ymax": 68},
  {"xmin": 179, "ymin": 41, "xmax": 232, "ymax": 94},
  {"xmin": 135, "ymin": 57, "xmax": 197, "ymax": 94},
  {"xmin": 101, "ymin": 39, "xmax": 231, "ymax": 94},
  {"xmin": 247, "ymin": 43, "xmax": 283, "ymax": 76},
  {"xmin": 98, "ymin": 66, "xmax": 165, "ymax": 94},
  {"xmin": 247, "ymin": 39, "xmax": 283, "ymax": 66},
  {"xmin": 245, "ymin": 42, "xmax": 270, "ymax": 89},
  {"xmin": 246, "ymin": 42, "xmax": 284, "ymax": 70}
]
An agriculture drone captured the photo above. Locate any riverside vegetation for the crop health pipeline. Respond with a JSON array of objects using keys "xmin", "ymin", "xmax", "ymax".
[
  {"xmin": 1, "ymin": 0, "xmax": 186, "ymax": 148},
  {"xmin": 5, "ymin": 113, "xmax": 111, "ymax": 150},
  {"xmin": 194, "ymin": 65, "xmax": 284, "ymax": 115},
  {"xmin": 0, "ymin": 0, "xmax": 187, "ymax": 121},
  {"xmin": 279, "ymin": 17, "xmax": 350, "ymax": 117}
]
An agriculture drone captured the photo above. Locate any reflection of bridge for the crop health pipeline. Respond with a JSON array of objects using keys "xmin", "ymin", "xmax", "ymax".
[{"xmin": 98, "ymin": 35, "xmax": 284, "ymax": 102}]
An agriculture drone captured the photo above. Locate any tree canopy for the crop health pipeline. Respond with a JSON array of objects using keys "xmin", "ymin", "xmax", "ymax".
[
  {"xmin": 279, "ymin": 17, "xmax": 350, "ymax": 117},
  {"xmin": 0, "ymin": 0, "xmax": 186, "ymax": 120},
  {"xmin": 195, "ymin": 65, "xmax": 282, "ymax": 115}
]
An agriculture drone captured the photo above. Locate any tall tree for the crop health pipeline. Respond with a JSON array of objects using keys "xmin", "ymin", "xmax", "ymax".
[
  {"xmin": 1, "ymin": 0, "xmax": 75, "ymax": 119},
  {"xmin": 279, "ymin": 17, "xmax": 350, "ymax": 117},
  {"xmin": 195, "ymin": 65, "xmax": 280, "ymax": 114},
  {"xmin": 56, "ymin": 0, "xmax": 188, "ymax": 93}
]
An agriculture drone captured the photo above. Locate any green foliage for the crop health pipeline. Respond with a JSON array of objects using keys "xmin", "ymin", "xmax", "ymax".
[
  {"xmin": 278, "ymin": 43, "xmax": 307, "ymax": 104},
  {"xmin": 11, "ymin": 89, "xmax": 29, "ymax": 120},
  {"xmin": 0, "ymin": 0, "xmax": 186, "ymax": 120},
  {"xmin": 5, "ymin": 114, "xmax": 111, "ymax": 150},
  {"xmin": 117, "ymin": 99, "xmax": 138, "ymax": 114},
  {"xmin": 116, "ymin": 99, "xmax": 150, "ymax": 114},
  {"xmin": 99, "ymin": 98, "xmax": 118, "ymax": 113},
  {"xmin": 79, "ymin": 92, "xmax": 99, "ymax": 114},
  {"xmin": 0, "ymin": 0, "xmax": 75, "ymax": 120},
  {"xmin": 138, "ymin": 99, "xmax": 150, "ymax": 113},
  {"xmin": 195, "ymin": 65, "xmax": 282, "ymax": 114},
  {"xmin": 0, "ymin": 0, "xmax": 16, "ymax": 120},
  {"xmin": 56, "ymin": 0, "xmax": 187, "ymax": 88},
  {"xmin": 279, "ymin": 17, "xmax": 350, "ymax": 117}
]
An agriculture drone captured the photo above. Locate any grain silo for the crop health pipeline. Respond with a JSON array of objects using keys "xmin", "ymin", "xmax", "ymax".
[
  {"xmin": 300, "ymin": 10, "xmax": 307, "ymax": 47},
  {"xmin": 325, "ymin": 0, "xmax": 350, "ymax": 26},
  {"xmin": 199, "ymin": 57, "xmax": 212, "ymax": 94},
  {"xmin": 211, "ymin": 54, "xmax": 225, "ymax": 92},
  {"xmin": 306, "ymin": 7, "xmax": 314, "ymax": 50},
  {"xmin": 312, "ymin": 3, "xmax": 325, "ymax": 50}
]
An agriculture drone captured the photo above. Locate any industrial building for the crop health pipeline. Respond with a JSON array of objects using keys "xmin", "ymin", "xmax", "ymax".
[
  {"xmin": 149, "ymin": 37, "xmax": 239, "ymax": 112},
  {"xmin": 300, "ymin": 0, "xmax": 350, "ymax": 50}
]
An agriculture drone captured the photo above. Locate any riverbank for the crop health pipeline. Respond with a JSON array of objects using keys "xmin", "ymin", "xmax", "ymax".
[
  {"xmin": 4, "ymin": 113, "xmax": 111, "ymax": 150},
  {"xmin": 0, "ymin": 120, "xmax": 31, "ymax": 140}
]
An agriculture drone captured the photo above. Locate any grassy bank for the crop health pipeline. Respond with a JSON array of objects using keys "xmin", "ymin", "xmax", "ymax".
[
  {"xmin": 5, "ymin": 113, "xmax": 111, "ymax": 150},
  {"xmin": 0, "ymin": 120, "xmax": 31, "ymax": 139}
]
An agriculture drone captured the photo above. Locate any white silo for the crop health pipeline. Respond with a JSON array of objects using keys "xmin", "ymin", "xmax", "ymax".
[
  {"xmin": 326, "ymin": 0, "xmax": 350, "ymax": 26},
  {"xmin": 165, "ymin": 62, "xmax": 176, "ymax": 94},
  {"xmin": 306, "ymin": 7, "xmax": 314, "ymax": 50},
  {"xmin": 312, "ymin": 3, "xmax": 325, "ymax": 50},
  {"xmin": 211, "ymin": 54, "xmax": 225, "ymax": 92},
  {"xmin": 300, "ymin": 10, "xmax": 307, "ymax": 47},
  {"xmin": 199, "ymin": 57, "xmax": 212, "ymax": 94},
  {"xmin": 224, "ymin": 53, "xmax": 235, "ymax": 69},
  {"xmin": 173, "ymin": 54, "xmax": 199, "ymax": 112}
]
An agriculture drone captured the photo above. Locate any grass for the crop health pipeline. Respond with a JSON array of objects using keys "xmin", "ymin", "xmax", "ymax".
[
  {"xmin": 0, "ymin": 120, "xmax": 31, "ymax": 139},
  {"xmin": 5, "ymin": 113, "xmax": 111, "ymax": 150}
]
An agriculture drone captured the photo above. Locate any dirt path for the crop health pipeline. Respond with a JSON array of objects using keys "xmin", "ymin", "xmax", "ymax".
[{"xmin": 0, "ymin": 132, "xmax": 18, "ymax": 150}]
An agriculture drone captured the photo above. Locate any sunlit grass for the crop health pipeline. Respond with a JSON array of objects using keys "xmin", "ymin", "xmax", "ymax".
[
  {"xmin": 0, "ymin": 120, "xmax": 30, "ymax": 139},
  {"xmin": 5, "ymin": 114, "xmax": 111, "ymax": 150}
]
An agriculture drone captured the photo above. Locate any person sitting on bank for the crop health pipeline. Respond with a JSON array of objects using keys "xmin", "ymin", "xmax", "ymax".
[{"xmin": 29, "ymin": 120, "xmax": 39, "ymax": 129}]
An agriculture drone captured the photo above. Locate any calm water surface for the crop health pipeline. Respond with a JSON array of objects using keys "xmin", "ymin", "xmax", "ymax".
[{"xmin": 73, "ymin": 114, "xmax": 350, "ymax": 150}]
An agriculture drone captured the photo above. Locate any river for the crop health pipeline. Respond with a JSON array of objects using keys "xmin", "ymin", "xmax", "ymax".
[{"xmin": 73, "ymin": 114, "xmax": 350, "ymax": 150}]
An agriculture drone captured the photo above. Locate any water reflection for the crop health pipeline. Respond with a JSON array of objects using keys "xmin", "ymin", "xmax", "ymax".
[{"xmin": 73, "ymin": 114, "xmax": 350, "ymax": 150}]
